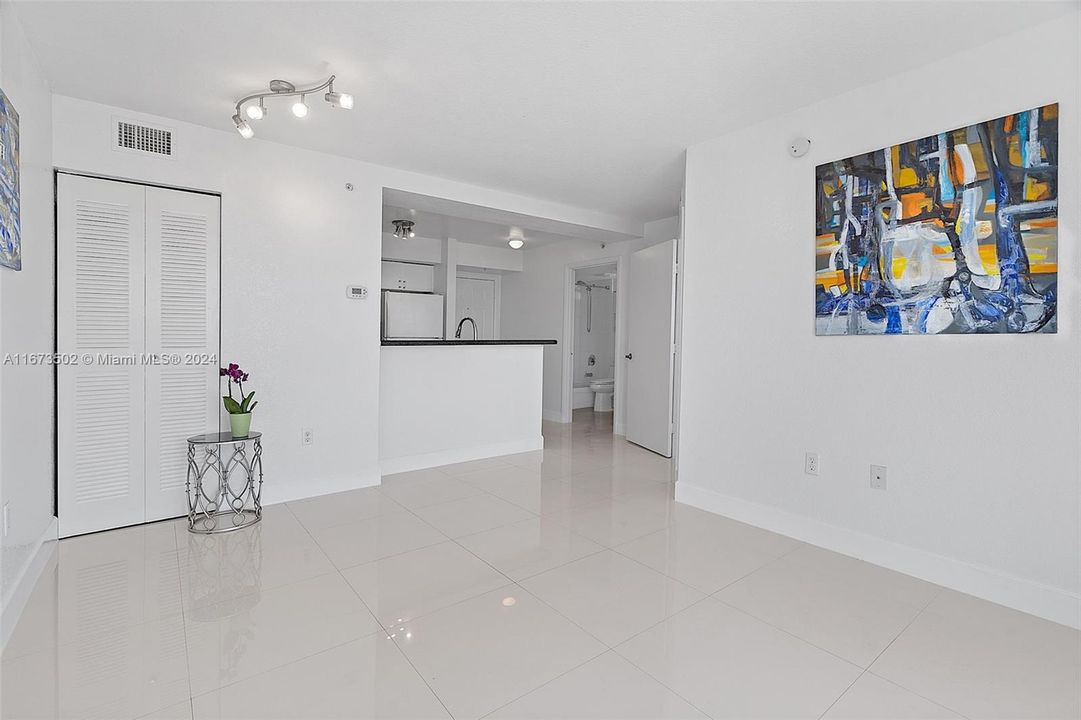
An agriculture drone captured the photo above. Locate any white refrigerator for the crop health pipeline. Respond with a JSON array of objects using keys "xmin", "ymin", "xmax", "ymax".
[{"xmin": 382, "ymin": 291, "xmax": 445, "ymax": 340}]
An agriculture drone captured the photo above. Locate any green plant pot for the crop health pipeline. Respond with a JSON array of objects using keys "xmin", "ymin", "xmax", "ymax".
[{"xmin": 229, "ymin": 412, "xmax": 252, "ymax": 438}]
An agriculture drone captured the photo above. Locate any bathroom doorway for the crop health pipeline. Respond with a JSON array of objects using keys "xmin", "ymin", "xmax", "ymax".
[{"xmin": 567, "ymin": 263, "xmax": 618, "ymax": 430}]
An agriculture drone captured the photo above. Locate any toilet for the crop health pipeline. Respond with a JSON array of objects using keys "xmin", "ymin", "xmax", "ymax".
[{"xmin": 588, "ymin": 378, "xmax": 615, "ymax": 412}]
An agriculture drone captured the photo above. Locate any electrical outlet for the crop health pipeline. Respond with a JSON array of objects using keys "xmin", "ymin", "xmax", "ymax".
[
  {"xmin": 301, "ymin": 428, "xmax": 314, "ymax": 446},
  {"xmin": 2, "ymin": 502, "xmax": 9, "ymax": 537},
  {"xmin": 870, "ymin": 464, "xmax": 887, "ymax": 490},
  {"xmin": 804, "ymin": 452, "xmax": 819, "ymax": 476}
]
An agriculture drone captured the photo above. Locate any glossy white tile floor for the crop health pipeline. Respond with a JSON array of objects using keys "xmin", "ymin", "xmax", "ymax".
[{"xmin": 4, "ymin": 411, "xmax": 1079, "ymax": 719}]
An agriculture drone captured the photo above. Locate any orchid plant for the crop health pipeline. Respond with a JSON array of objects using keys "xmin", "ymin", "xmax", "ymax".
[{"xmin": 220, "ymin": 363, "xmax": 258, "ymax": 416}]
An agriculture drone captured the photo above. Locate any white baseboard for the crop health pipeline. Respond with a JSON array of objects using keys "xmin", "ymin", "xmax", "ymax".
[
  {"xmin": 380, "ymin": 436, "xmax": 544, "ymax": 476},
  {"xmin": 542, "ymin": 409, "xmax": 565, "ymax": 423},
  {"xmin": 675, "ymin": 482, "xmax": 1081, "ymax": 630},
  {"xmin": 1, "ymin": 516, "xmax": 58, "ymax": 652},
  {"xmin": 262, "ymin": 471, "xmax": 382, "ymax": 506}
]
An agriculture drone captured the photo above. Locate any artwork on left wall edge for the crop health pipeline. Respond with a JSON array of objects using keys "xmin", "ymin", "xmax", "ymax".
[
  {"xmin": 815, "ymin": 104, "xmax": 1058, "ymax": 335},
  {"xmin": 0, "ymin": 87, "xmax": 20, "ymax": 271}
]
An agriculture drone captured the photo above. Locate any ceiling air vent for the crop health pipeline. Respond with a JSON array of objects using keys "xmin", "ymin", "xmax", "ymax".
[{"xmin": 112, "ymin": 118, "xmax": 175, "ymax": 158}]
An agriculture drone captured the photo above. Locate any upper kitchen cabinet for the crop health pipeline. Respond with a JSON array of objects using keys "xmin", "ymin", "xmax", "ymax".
[{"xmin": 381, "ymin": 260, "xmax": 435, "ymax": 292}]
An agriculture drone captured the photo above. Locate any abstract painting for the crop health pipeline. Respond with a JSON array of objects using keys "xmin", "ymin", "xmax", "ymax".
[
  {"xmin": 0, "ymin": 87, "xmax": 20, "ymax": 271},
  {"xmin": 815, "ymin": 104, "xmax": 1057, "ymax": 335}
]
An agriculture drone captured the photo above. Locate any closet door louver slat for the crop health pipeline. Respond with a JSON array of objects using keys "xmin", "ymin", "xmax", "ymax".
[
  {"xmin": 58, "ymin": 175, "xmax": 147, "ymax": 537},
  {"xmin": 144, "ymin": 188, "xmax": 221, "ymax": 522}
]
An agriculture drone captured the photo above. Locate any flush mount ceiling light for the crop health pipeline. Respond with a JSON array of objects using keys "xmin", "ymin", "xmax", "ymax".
[
  {"xmin": 392, "ymin": 220, "xmax": 416, "ymax": 239},
  {"xmin": 231, "ymin": 75, "xmax": 353, "ymax": 139},
  {"xmin": 508, "ymin": 227, "xmax": 525, "ymax": 249}
]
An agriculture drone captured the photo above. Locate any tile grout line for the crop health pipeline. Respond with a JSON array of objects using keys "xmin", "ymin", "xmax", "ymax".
[
  {"xmin": 380, "ymin": 635, "xmax": 458, "ymax": 720},
  {"xmin": 403, "ymin": 493, "xmax": 619, "ymax": 652},
  {"xmin": 171, "ymin": 520, "xmax": 198, "ymax": 717},
  {"xmin": 509, "ymin": 546, "xmax": 610, "ymax": 584},
  {"xmin": 812, "ymin": 587, "xmax": 950, "ymax": 720},
  {"xmin": 455, "ymin": 425, "xmax": 692, "ymax": 717},
  {"xmin": 181, "ymin": 506, "xmax": 386, "ymax": 706},
  {"xmin": 185, "ymin": 633, "xmax": 387, "ymax": 708},
  {"xmin": 376, "ymin": 447, "xmax": 688, "ymax": 717},
  {"xmin": 848, "ymin": 588, "xmax": 974, "ymax": 720},
  {"xmin": 814, "ymin": 668, "xmax": 866, "ymax": 720},
  {"xmin": 601, "ymin": 596, "xmax": 726, "ymax": 720},
  {"xmin": 185, "ymin": 435, "xmax": 664, "ymax": 719},
  {"xmin": 709, "ymin": 595, "xmax": 866, "ymax": 670},
  {"xmin": 356, "ymin": 482, "xmax": 538, "ymax": 638},
  {"xmin": 863, "ymin": 671, "xmax": 973, "ymax": 720},
  {"xmin": 473, "ymin": 646, "xmax": 611, "ymax": 720},
  {"xmin": 364, "ymin": 515, "xmax": 611, "ymax": 720}
]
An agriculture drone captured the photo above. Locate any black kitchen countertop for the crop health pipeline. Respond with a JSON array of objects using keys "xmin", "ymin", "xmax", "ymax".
[{"xmin": 381, "ymin": 339, "xmax": 557, "ymax": 346}]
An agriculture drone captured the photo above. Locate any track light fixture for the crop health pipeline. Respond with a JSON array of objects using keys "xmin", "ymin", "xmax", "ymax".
[
  {"xmin": 392, "ymin": 220, "xmax": 416, "ymax": 239},
  {"xmin": 232, "ymin": 114, "xmax": 254, "ymax": 139},
  {"xmin": 291, "ymin": 96, "xmax": 309, "ymax": 118},
  {"xmin": 245, "ymin": 98, "xmax": 266, "ymax": 120},
  {"xmin": 325, "ymin": 91, "xmax": 354, "ymax": 109},
  {"xmin": 232, "ymin": 75, "xmax": 352, "ymax": 139}
]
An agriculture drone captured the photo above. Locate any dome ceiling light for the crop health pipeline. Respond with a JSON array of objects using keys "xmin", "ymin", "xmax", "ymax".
[
  {"xmin": 231, "ymin": 75, "xmax": 353, "ymax": 139},
  {"xmin": 508, "ymin": 227, "xmax": 525, "ymax": 249}
]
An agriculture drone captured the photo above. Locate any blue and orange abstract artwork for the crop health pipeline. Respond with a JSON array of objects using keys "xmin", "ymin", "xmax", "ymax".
[
  {"xmin": 0, "ymin": 88, "xmax": 19, "ymax": 271},
  {"xmin": 815, "ymin": 104, "xmax": 1058, "ymax": 335}
]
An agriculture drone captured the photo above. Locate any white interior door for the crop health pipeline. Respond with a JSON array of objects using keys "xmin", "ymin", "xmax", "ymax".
[
  {"xmin": 625, "ymin": 239, "xmax": 677, "ymax": 457},
  {"xmin": 58, "ymin": 174, "xmax": 147, "ymax": 537},
  {"xmin": 455, "ymin": 276, "xmax": 497, "ymax": 339},
  {"xmin": 59, "ymin": 176, "xmax": 220, "ymax": 536},
  {"xmin": 144, "ymin": 187, "xmax": 220, "ymax": 522}
]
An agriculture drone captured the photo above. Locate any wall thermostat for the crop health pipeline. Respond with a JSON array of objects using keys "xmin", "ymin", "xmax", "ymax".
[
  {"xmin": 789, "ymin": 137, "xmax": 811, "ymax": 158},
  {"xmin": 347, "ymin": 285, "xmax": 368, "ymax": 300}
]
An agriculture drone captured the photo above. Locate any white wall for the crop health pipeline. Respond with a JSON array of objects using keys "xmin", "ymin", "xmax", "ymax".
[
  {"xmin": 381, "ymin": 232, "xmax": 523, "ymax": 272},
  {"xmin": 678, "ymin": 15, "xmax": 1080, "ymax": 627},
  {"xmin": 54, "ymin": 96, "xmax": 386, "ymax": 504},
  {"xmin": 50, "ymin": 94, "xmax": 639, "ymax": 507},
  {"xmin": 0, "ymin": 2, "xmax": 56, "ymax": 645},
  {"xmin": 379, "ymin": 345, "xmax": 543, "ymax": 474},
  {"xmin": 457, "ymin": 241, "xmax": 523, "ymax": 272},
  {"xmin": 380, "ymin": 233, "xmax": 443, "ymax": 264},
  {"xmin": 501, "ymin": 217, "xmax": 678, "ymax": 430},
  {"xmin": 643, "ymin": 216, "xmax": 678, "ymax": 247}
]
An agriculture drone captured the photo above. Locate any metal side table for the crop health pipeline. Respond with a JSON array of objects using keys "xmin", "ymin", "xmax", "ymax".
[{"xmin": 186, "ymin": 432, "xmax": 263, "ymax": 534}]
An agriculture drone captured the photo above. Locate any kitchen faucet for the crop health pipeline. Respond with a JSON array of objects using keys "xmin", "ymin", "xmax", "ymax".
[{"xmin": 455, "ymin": 317, "xmax": 478, "ymax": 340}]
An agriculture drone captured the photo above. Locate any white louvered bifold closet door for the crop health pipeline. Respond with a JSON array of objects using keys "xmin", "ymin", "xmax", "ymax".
[
  {"xmin": 58, "ymin": 175, "xmax": 147, "ymax": 537},
  {"xmin": 58, "ymin": 175, "xmax": 220, "ymax": 536},
  {"xmin": 144, "ymin": 188, "xmax": 220, "ymax": 522}
]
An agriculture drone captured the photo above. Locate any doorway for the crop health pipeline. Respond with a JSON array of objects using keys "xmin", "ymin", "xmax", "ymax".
[
  {"xmin": 561, "ymin": 258, "xmax": 622, "ymax": 430},
  {"xmin": 571, "ymin": 265, "xmax": 617, "ymax": 430},
  {"xmin": 558, "ymin": 241, "xmax": 678, "ymax": 456}
]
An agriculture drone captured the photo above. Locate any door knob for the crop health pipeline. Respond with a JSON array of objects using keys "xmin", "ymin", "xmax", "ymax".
[{"xmin": 625, "ymin": 353, "xmax": 633, "ymax": 360}]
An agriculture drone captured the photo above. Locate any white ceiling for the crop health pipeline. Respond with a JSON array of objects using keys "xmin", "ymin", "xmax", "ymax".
[{"xmin": 14, "ymin": 1, "xmax": 1076, "ymax": 221}]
